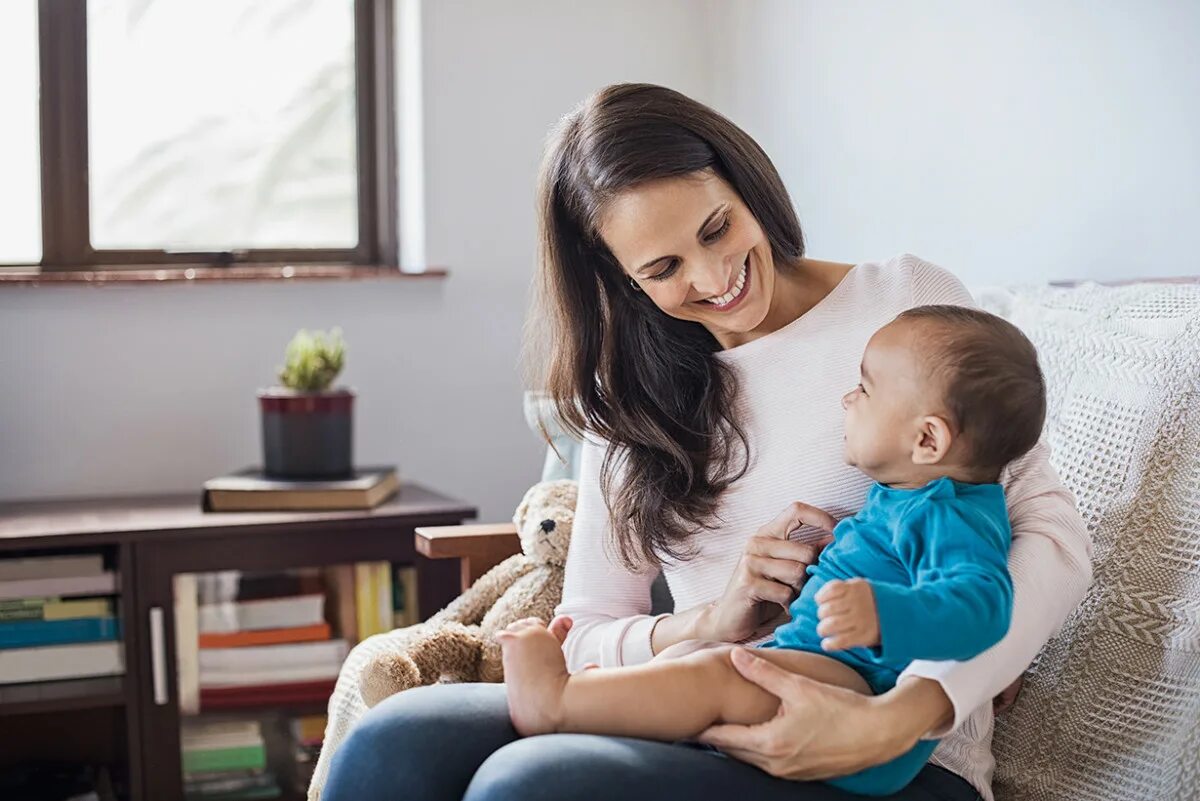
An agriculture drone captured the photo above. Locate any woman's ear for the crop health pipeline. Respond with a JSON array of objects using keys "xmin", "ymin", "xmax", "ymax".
[{"xmin": 911, "ymin": 415, "xmax": 954, "ymax": 465}]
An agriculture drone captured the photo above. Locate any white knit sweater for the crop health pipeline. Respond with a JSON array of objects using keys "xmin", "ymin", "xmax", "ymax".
[{"xmin": 556, "ymin": 254, "xmax": 1094, "ymax": 801}]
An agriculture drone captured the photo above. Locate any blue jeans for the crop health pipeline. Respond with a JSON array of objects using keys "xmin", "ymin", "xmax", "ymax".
[{"xmin": 322, "ymin": 683, "xmax": 981, "ymax": 801}]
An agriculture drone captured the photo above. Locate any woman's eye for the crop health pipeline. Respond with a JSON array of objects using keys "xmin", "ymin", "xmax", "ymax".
[
  {"xmin": 705, "ymin": 217, "xmax": 731, "ymax": 242},
  {"xmin": 648, "ymin": 258, "xmax": 680, "ymax": 282}
]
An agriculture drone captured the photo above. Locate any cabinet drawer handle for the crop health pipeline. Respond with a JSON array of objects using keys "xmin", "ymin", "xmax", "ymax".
[{"xmin": 149, "ymin": 606, "xmax": 169, "ymax": 706}]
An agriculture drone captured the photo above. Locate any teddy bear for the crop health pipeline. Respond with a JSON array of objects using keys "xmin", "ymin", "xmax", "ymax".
[{"xmin": 358, "ymin": 478, "xmax": 577, "ymax": 708}]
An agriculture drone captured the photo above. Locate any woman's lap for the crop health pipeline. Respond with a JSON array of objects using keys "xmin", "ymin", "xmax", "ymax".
[{"xmin": 321, "ymin": 683, "xmax": 979, "ymax": 801}]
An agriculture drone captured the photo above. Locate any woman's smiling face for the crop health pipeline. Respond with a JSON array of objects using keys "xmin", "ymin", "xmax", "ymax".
[{"xmin": 598, "ymin": 170, "xmax": 778, "ymax": 344}]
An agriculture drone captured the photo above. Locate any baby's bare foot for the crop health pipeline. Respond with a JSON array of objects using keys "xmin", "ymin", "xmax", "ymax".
[{"xmin": 497, "ymin": 618, "xmax": 571, "ymax": 737}]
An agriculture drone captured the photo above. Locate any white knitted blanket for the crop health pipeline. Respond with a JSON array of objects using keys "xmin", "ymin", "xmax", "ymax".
[
  {"xmin": 980, "ymin": 282, "xmax": 1200, "ymax": 801},
  {"xmin": 311, "ymin": 281, "xmax": 1200, "ymax": 801},
  {"xmin": 308, "ymin": 621, "xmax": 444, "ymax": 800}
]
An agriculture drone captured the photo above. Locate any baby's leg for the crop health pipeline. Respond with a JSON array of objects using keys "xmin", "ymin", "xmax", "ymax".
[{"xmin": 498, "ymin": 620, "xmax": 870, "ymax": 742}]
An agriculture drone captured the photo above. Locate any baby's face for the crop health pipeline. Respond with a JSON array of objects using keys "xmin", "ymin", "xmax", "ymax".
[{"xmin": 841, "ymin": 320, "xmax": 935, "ymax": 483}]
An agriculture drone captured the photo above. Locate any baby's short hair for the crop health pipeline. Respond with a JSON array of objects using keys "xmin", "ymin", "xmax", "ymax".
[{"xmin": 896, "ymin": 305, "xmax": 1046, "ymax": 476}]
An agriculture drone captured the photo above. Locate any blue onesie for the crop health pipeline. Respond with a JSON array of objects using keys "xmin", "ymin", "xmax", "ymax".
[{"xmin": 760, "ymin": 476, "xmax": 1014, "ymax": 796}]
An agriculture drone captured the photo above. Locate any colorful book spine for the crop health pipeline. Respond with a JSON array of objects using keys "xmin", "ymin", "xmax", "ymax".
[
  {"xmin": 198, "ymin": 622, "xmax": 330, "ymax": 649},
  {"xmin": 199, "ymin": 678, "xmax": 336, "ymax": 710},
  {"xmin": 0, "ymin": 641, "xmax": 124, "ymax": 684},
  {"xmin": 0, "ymin": 616, "xmax": 121, "ymax": 649},
  {"xmin": 0, "ymin": 597, "xmax": 116, "ymax": 622},
  {"xmin": 181, "ymin": 744, "xmax": 267, "ymax": 774},
  {"xmin": 0, "ymin": 554, "xmax": 104, "ymax": 582},
  {"xmin": 0, "ymin": 572, "xmax": 118, "ymax": 602},
  {"xmin": 354, "ymin": 563, "xmax": 378, "ymax": 638}
]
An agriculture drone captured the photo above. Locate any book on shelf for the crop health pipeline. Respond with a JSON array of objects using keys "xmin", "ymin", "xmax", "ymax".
[
  {"xmin": 199, "ymin": 678, "xmax": 337, "ymax": 710},
  {"xmin": 199, "ymin": 593, "xmax": 326, "ymax": 634},
  {"xmin": 199, "ymin": 639, "xmax": 348, "ymax": 672},
  {"xmin": 182, "ymin": 745, "xmax": 266, "ymax": 775},
  {"xmin": 392, "ymin": 565, "xmax": 420, "ymax": 628},
  {"xmin": 0, "ymin": 596, "xmax": 114, "ymax": 622},
  {"xmin": 181, "ymin": 719, "xmax": 263, "ymax": 751},
  {"xmin": 0, "ymin": 572, "xmax": 117, "ymax": 602},
  {"xmin": 354, "ymin": 562, "xmax": 393, "ymax": 639},
  {"xmin": 289, "ymin": 714, "xmax": 327, "ymax": 747},
  {"xmin": 0, "ymin": 640, "xmax": 124, "ymax": 685},
  {"xmin": 181, "ymin": 721, "xmax": 267, "ymax": 775},
  {"xmin": 175, "ymin": 574, "xmax": 201, "ymax": 715},
  {"xmin": 198, "ymin": 640, "xmax": 349, "ymax": 691},
  {"xmin": 181, "ymin": 720, "xmax": 279, "ymax": 800},
  {"xmin": 323, "ymin": 565, "xmax": 358, "ymax": 642},
  {"xmin": 0, "ymin": 553, "xmax": 105, "ymax": 582},
  {"xmin": 202, "ymin": 466, "xmax": 400, "ymax": 512},
  {"xmin": 0, "ymin": 615, "xmax": 121, "ymax": 649},
  {"xmin": 228, "ymin": 570, "xmax": 324, "ymax": 602},
  {"xmin": 176, "ymin": 561, "xmax": 417, "ymax": 713},
  {"xmin": 290, "ymin": 713, "xmax": 327, "ymax": 795},
  {"xmin": 198, "ymin": 622, "xmax": 330, "ymax": 649}
]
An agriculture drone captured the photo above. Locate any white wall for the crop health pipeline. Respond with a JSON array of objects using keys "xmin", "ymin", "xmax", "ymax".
[
  {"xmin": 0, "ymin": 0, "xmax": 714, "ymax": 521},
  {"xmin": 705, "ymin": 0, "xmax": 1200, "ymax": 286},
  {"xmin": 6, "ymin": 1, "xmax": 1198, "ymax": 513}
]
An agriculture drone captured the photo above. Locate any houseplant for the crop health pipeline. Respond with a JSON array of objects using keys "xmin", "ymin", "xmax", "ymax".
[{"xmin": 258, "ymin": 328, "xmax": 354, "ymax": 479}]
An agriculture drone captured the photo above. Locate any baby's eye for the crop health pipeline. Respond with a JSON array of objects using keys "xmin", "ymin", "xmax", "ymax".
[{"xmin": 857, "ymin": 383, "xmax": 867, "ymax": 396}]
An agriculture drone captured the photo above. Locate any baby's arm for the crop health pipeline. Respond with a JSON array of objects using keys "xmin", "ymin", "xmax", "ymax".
[
  {"xmin": 498, "ymin": 619, "xmax": 870, "ymax": 742},
  {"xmin": 868, "ymin": 502, "xmax": 1013, "ymax": 663}
]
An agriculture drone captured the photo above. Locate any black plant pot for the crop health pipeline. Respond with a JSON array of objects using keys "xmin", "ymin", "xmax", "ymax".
[{"xmin": 258, "ymin": 388, "xmax": 354, "ymax": 479}]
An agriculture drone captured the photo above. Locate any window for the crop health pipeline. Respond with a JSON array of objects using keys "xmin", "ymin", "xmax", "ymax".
[
  {"xmin": 8, "ymin": 0, "xmax": 397, "ymax": 272},
  {"xmin": 0, "ymin": 2, "xmax": 42, "ymax": 265}
]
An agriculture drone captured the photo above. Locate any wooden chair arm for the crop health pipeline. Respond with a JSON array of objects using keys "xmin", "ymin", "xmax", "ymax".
[{"xmin": 414, "ymin": 523, "xmax": 522, "ymax": 593}]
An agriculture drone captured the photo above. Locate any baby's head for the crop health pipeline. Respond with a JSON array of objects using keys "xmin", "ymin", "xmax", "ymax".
[{"xmin": 841, "ymin": 305, "xmax": 1046, "ymax": 487}]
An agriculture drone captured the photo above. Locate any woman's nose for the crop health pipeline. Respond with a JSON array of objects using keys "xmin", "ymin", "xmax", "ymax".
[{"xmin": 689, "ymin": 259, "xmax": 733, "ymax": 299}]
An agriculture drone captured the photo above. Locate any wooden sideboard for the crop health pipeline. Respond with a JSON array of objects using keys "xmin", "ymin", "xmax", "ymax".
[{"xmin": 0, "ymin": 483, "xmax": 475, "ymax": 801}]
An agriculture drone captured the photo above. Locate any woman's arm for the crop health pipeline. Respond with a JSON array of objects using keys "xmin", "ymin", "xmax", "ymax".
[
  {"xmin": 899, "ymin": 442, "xmax": 1093, "ymax": 734},
  {"xmin": 696, "ymin": 444, "xmax": 1093, "ymax": 776},
  {"xmin": 558, "ymin": 440, "xmax": 835, "ymax": 670},
  {"xmin": 698, "ymin": 649, "xmax": 954, "ymax": 779},
  {"xmin": 557, "ymin": 436, "xmax": 666, "ymax": 671}
]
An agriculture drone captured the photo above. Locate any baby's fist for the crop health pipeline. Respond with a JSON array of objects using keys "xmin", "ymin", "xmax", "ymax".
[{"xmin": 814, "ymin": 578, "xmax": 880, "ymax": 651}]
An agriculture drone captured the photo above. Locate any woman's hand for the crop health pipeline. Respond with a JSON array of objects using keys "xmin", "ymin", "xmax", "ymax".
[
  {"xmin": 696, "ymin": 502, "xmax": 836, "ymax": 644},
  {"xmin": 697, "ymin": 648, "xmax": 952, "ymax": 780}
]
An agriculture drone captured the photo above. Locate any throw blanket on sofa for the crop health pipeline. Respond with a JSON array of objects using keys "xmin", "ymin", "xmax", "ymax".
[{"xmin": 982, "ymin": 282, "xmax": 1200, "ymax": 801}]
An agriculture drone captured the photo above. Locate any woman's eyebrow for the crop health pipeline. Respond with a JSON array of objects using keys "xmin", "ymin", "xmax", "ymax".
[{"xmin": 636, "ymin": 204, "xmax": 727, "ymax": 274}]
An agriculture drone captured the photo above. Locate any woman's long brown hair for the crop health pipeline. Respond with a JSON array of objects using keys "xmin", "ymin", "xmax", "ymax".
[{"xmin": 524, "ymin": 83, "xmax": 805, "ymax": 570}]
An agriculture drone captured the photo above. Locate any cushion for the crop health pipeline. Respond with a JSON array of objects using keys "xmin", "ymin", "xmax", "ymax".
[{"xmin": 980, "ymin": 281, "xmax": 1200, "ymax": 801}]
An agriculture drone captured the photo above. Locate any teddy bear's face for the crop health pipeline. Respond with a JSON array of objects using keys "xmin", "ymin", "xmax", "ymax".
[{"xmin": 513, "ymin": 479, "xmax": 576, "ymax": 568}]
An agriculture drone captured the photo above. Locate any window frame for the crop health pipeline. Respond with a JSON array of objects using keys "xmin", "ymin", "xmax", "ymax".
[{"xmin": 32, "ymin": 0, "xmax": 398, "ymax": 273}]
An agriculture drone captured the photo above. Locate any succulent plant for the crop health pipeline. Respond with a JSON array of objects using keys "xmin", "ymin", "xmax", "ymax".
[{"xmin": 277, "ymin": 328, "xmax": 346, "ymax": 392}]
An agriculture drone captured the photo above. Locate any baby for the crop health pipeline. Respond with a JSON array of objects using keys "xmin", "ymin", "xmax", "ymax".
[{"xmin": 497, "ymin": 304, "xmax": 1047, "ymax": 796}]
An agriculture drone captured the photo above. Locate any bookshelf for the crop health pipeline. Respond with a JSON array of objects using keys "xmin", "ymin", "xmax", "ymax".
[{"xmin": 0, "ymin": 483, "xmax": 475, "ymax": 801}]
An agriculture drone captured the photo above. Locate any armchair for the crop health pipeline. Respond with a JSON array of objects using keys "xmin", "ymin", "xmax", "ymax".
[{"xmin": 311, "ymin": 279, "xmax": 1200, "ymax": 801}]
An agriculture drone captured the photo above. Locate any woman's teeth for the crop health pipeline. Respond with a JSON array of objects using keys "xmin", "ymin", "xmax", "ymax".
[{"xmin": 705, "ymin": 259, "xmax": 749, "ymax": 306}]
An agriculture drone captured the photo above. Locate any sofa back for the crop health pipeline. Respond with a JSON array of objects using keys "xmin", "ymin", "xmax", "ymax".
[{"xmin": 982, "ymin": 282, "xmax": 1200, "ymax": 801}]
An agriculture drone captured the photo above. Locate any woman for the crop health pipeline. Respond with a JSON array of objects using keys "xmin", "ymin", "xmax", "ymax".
[{"xmin": 322, "ymin": 83, "xmax": 1091, "ymax": 801}]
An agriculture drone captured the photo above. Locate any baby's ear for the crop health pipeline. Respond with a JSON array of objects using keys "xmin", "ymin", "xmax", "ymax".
[{"xmin": 911, "ymin": 414, "xmax": 953, "ymax": 465}]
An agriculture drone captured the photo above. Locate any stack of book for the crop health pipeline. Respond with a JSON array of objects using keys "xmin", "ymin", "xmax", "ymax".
[
  {"xmin": 288, "ymin": 714, "xmax": 326, "ymax": 795},
  {"xmin": 181, "ymin": 720, "xmax": 279, "ymax": 801},
  {"xmin": 175, "ymin": 570, "xmax": 348, "ymax": 713},
  {"xmin": 0, "ymin": 554, "xmax": 123, "ymax": 685},
  {"xmin": 202, "ymin": 466, "xmax": 400, "ymax": 512}
]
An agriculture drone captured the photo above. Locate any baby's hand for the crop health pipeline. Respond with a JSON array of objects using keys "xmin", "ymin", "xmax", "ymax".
[{"xmin": 814, "ymin": 578, "xmax": 880, "ymax": 651}]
